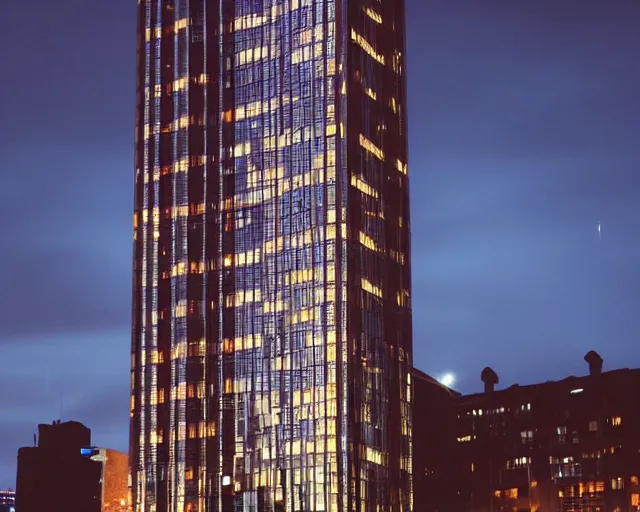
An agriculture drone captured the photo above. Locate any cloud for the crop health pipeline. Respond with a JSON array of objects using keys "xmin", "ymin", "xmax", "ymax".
[
  {"xmin": 0, "ymin": 150, "xmax": 132, "ymax": 341},
  {"xmin": 409, "ymin": 0, "xmax": 640, "ymax": 390},
  {"xmin": 0, "ymin": 247, "xmax": 129, "ymax": 341},
  {"xmin": 0, "ymin": 2, "xmax": 134, "ymax": 343},
  {"xmin": 0, "ymin": 421, "xmax": 36, "ymax": 488},
  {"xmin": 0, "ymin": 335, "xmax": 130, "ymax": 486},
  {"xmin": 64, "ymin": 384, "xmax": 130, "ymax": 454}
]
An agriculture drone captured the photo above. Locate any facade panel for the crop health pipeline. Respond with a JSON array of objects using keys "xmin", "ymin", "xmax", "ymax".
[{"xmin": 130, "ymin": 1, "xmax": 411, "ymax": 511}]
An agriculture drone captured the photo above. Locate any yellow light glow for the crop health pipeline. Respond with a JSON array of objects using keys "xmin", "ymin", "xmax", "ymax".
[
  {"xmin": 351, "ymin": 29, "xmax": 385, "ymax": 65},
  {"xmin": 359, "ymin": 134, "xmax": 385, "ymax": 161}
]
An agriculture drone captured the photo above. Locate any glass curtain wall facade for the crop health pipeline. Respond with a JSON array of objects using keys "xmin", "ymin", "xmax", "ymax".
[{"xmin": 130, "ymin": 0, "xmax": 411, "ymax": 511}]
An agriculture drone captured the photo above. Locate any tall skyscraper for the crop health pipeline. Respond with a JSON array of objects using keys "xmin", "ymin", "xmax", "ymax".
[{"xmin": 130, "ymin": 0, "xmax": 412, "ymax": 511}]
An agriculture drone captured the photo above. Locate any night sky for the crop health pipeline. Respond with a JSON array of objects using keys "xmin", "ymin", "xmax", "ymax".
[{"xmin": 1, "ymin": 0, "xmax": 638, "ymax": 488}]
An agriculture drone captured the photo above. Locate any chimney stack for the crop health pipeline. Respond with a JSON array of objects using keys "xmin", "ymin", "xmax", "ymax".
[
  {"xmin": 481, "ymin": 367, "xmax": 499, "ymax": 394},
  {"xmin": 584, "ymin": 350, "xmax": 603, "ymax": 376}
]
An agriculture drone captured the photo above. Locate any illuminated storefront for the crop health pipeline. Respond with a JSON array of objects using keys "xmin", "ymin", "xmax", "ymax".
[{"xmin": 130, "ymin": 1, "xmax": 412, "ymax": 511}]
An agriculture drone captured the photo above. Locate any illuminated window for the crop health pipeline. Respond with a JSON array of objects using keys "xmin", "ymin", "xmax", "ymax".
[
  {"xmin": 174, "ymin": 18, "xmax": 188, "ymax": 32},
  {"xmin": 612, "ymin": 477, "xmax": 624, "ymax": 490},
  {"xmin": 520, "ymin": 430, "xmax": 533, "ymax": 443},
  {"xmin": 612, "ymin": 416, "xmax": 622, "ymax": 426},
  {"xmin": 557, "ymin": 425, "xmax": 567, "ymax": 443},
  {"xmin": 359, "ymin": 134, "xmax": 384, "ymax": 161},
  {"xmin": 506, "ymin": 457, "xmax": 530, "ymax": 469},
  {"xmin": 151, "ymin": 429, "xmax": 163, "ymax": 445},
  {"xmin": 396, "ymin": 289, "xmax": 410, "ymax": 307},
  {"xmin": 351, "ymin": 174, "xmax": 379, "ymax": 198},
  {"xmin": 350, "ymin": 29, "xmax": 385, "ymax": 65},
  {"xmin": 151, "ymin": 350, "xmax": 164, "ymax": 364},
  {"xmin": 359, "ymin": 232, "xmax": 379, "ymax": 252},
  {"xmin": 363, "ymin": 7, "xmax": 382, "ymax": 24},
  {"xmin": 631, "ymin": 476, "xmax": 639, "ymax": 485},
  {"xmin": 391, "ymin": 50, "xmax": 403, "ymax": 75},
  {"xmin": 150, "ymin": 389, "xmax": 165, "ymax": 405},
  {"xmin": 175, "ymin": 300, "xmax": 187, "ymax": 318},
  {"xmin": 632, "ymin": 493, "xmax": 639, "ymax": 506},
  {"xmin": 361, "ymin": 278, "xmax": 383, "ymax": 298}
]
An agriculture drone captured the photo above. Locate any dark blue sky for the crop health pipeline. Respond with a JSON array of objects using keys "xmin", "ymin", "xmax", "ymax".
[{"xmin": 0, "ymin": 0, "xmax": 639, "ymax": 488}]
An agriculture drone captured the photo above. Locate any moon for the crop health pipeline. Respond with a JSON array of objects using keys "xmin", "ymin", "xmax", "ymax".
[{"xmin": 439, "ymin": 373, "xmax": 455, "ymax": 387}]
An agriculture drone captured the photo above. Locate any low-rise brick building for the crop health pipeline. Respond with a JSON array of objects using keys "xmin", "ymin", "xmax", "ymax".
[{"xmin": 413, "ymin": 351, "xmax": 640, "ymax": 512}]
